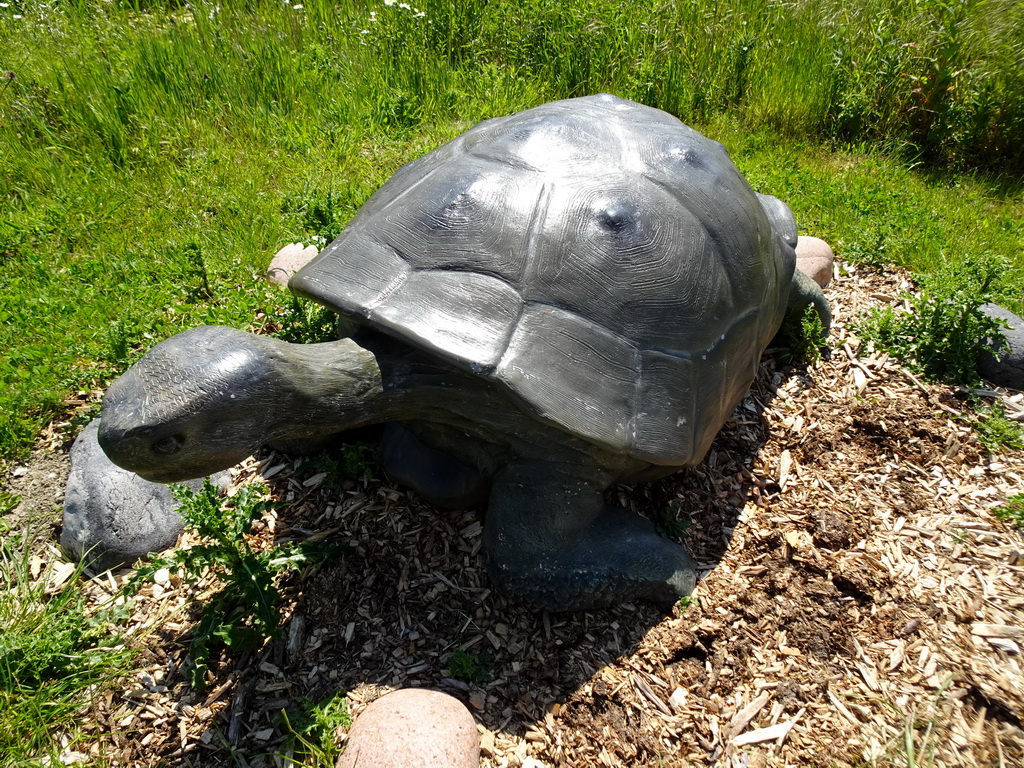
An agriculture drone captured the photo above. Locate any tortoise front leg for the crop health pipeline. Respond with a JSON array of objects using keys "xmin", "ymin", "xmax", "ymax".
[{"xmin": 483, "ymin": 461, "xmax": 698, "ymax": 612}]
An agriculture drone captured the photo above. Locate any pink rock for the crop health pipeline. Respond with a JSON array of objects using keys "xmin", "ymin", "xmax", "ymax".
[
  {"xmin": 795, "ymin": 236, "xmax": 834, "ymax": 288},
  {"xmin": 267, "ymin": 242, "xmax": 319, "ymax": 287},
  {"xmin": 337, "ymin": 689, "xmax": 480, "ymax": 768}
]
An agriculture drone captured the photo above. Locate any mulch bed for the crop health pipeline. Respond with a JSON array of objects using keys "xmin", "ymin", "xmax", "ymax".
[{"xmin": 14, "ymin": 260, "xmax": 1024, "ymax": 767}]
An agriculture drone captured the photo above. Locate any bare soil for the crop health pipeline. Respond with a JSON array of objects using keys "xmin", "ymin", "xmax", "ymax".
[{"xmin": 5, "ymin": 262, "xmax": 1024, "ymax": 767}]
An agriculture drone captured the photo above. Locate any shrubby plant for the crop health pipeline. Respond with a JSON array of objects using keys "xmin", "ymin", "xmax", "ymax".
[
  {"xmin": 126, "ymin": 479, "xmax": 339, "ymax": 688},
  {"xmin": 279, "ymin": 693, "xmax": 353, "ymax": 766},
  {"xmin": 974, "ymin": 404, "xmax": 1024, "ymax": 454},
  {"xmin": 853, "ymin": 254, "xmax": 1011, "ymax": 386}
]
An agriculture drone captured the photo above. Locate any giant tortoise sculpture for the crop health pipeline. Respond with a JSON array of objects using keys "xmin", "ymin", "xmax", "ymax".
[{"xmin": 98, "ymin": 94, "xmax": 829, "ymax": 611}]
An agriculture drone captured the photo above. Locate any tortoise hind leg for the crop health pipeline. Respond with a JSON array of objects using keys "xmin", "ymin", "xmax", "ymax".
[
  {"xmin": 788, "ymin": 268, "xmax": 831, "ymax": 336},
  {"xmin": 379, "ymin": 422, "xmax": 491, "ymax": 508},
  {"xmin": 483, "ymin": 461, "xmax": 697, "ymax": 611}
]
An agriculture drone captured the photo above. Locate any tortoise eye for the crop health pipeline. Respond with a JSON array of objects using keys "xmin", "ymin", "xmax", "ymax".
[{"xmin": 152, "ymin": 435, "xmax": 183, "ymax": 455}]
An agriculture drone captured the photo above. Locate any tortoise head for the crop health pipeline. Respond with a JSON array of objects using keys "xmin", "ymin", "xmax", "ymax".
[{"xmin": 98, "ymin": 326, "xmax": 286, "ymax": 483}]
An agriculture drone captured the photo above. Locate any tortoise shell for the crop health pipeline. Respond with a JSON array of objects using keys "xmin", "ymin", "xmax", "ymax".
[{"xmin": 290, "ymin": 94, "xmax": 797, "ymax": 466}]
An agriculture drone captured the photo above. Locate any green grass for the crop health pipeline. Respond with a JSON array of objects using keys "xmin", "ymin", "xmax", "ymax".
[
  {"xmin": 0, "ymin": 530, "xmax": 135, "ymax": 765},
  {"xmin": 1, "ymin": 0, "xmax": 1023, "ymax": 462},
  {"xmin": 279, "ymin": 693, "xmax": 352, "ymax": 767}
]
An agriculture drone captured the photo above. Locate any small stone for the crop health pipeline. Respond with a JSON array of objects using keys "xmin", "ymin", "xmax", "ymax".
[
  {"xmin": 267, "ymin": 242, "xmax": 319, "ymax": 287},
  {"xmin": 795, "ymin": 236, "xmax": 834, "ymax": 288},
  {"xmin": 336, "ymin": 689, "xmax": 479, "ymax": 768}
]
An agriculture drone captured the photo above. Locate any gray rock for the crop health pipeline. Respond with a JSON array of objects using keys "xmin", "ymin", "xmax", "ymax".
[
  {"xmin": 60, "ymin": 419, "xmax": 228, "ymax": 573},
  {"xmin": 977, "ymin": 303, "xmax": 1024, "ymax": 390},
  {"xmin": 337, "ymin": 688, "xmax": 479, "ymax": 768}
]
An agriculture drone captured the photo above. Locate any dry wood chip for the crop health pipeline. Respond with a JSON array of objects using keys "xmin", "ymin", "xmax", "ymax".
[
  {"xmin": 731, "ymin": 709, "xmax": 804, "ymax": 746},
  {"xmin": 971, "ymin": 623, "xmax": 1024, "ymax": 640},
  {"xmin": 727, "ymin": 691, "xmax": 771, "ymax": 738}
]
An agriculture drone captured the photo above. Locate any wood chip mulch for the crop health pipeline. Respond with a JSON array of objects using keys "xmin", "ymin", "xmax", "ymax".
[{"xmin": 57, "ymin": 261, "xmax": 1024, "ymax": 767}]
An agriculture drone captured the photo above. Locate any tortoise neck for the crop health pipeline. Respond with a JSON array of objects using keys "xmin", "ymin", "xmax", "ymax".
[
  {"xmin": 266, "ymin": 333, "xmax": 462, "ymax": 440},
  {"xmin": 264, "ymin": 337, "xmax": 386, "ymax": 437}
]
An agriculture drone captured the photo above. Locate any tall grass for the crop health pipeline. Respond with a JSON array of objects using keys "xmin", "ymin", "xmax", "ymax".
[{"xmin": 0, "ymin": 0, "xmax": 1023, "ymax": 460}]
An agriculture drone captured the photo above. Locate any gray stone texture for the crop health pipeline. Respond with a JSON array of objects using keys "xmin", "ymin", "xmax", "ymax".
[
  {"xmin": 337, "ymin": 688, "xmax": 480, "ymax": 768},
  {"xmin": 60, "ymin": 419, "xmax": 227, "ymax": 572},
  {"xmin": 977, "ymin": 303, "xmax": 1024, "ymax": 390}
]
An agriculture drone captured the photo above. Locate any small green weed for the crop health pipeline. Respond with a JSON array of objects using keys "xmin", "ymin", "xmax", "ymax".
[
  {"xmin": 126, "ymin": 479, "xmax": 337, "ymax": 689},
  {"xmin": 298, "ymin": 444, "xmax": 374, "ymax": 492},
  {"xmin": 853, "ymin": 254, "xmax": 1010, "ymax": 386},
  {"xmin": 654, "ymin": 499, "xmax": 692, "ymax": 540},
  {"xmin": 447, "ymin": 648, "xmax": 492, "ymax": 685},
  {"xmin": 780, "ymin": 303, "xmax": 829, "ymax": 365},
  {"xmin": 0, "ymin": 492, "xmax": 19, "ymax": 515},
  {"xmin": 992, "ymin": 493, "xmax": 1024, "ymax": 532},
  {"xmin": 274, "ymin": 296, "xmax": 343, "ymax": 345},
  {"xmin": 868, "ymin": 675, "xmax": 955, "ymax": 768},
  {"xmin": 279, "ymin": 693, "xmax": 352, "ymax": 766},
  {"xmin": 0, "ymin": 530, "xmax": 135, "ymax": 763},
  {"xmin": 974, "ymin": 404, "xmax": 1024, "ymax": 453},
  {"xmin": 676, "ymin": 596, "xmax": 699, "ymax": 613}
]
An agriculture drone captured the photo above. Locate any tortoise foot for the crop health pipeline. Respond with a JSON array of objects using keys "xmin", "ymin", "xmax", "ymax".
[{"xmin": 486, "ymin": 503, "xmax": 698, "ymax": 612}]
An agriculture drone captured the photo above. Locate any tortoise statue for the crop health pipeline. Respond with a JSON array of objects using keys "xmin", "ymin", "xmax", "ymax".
[{"xmin": 98, "ymin": 94, "xmax": 829, "ymax": 611}]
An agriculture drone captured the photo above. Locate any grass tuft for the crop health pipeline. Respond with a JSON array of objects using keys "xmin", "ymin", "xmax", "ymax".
[{"xmin": 0, "ymin": 530, "xmax": 135, "ymax": 764}]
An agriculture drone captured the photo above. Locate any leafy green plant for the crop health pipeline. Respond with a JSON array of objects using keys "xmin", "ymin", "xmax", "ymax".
[
  {"xmin": 974, "ymin": 405, "xmax": 1024, "ymax": 454},
  {"xmin": 0, "ymin": 492, "xmax": 18, "ymax": 515},
  {"xmin": 279, "ymin": 693, "xmax": 352, "ymax": 766},
  {"xmin": 992, "ymin": 493, "xmax": 1024, "ymax": 532},
  {"xmin": 0, "ymin": 530, "xmax": 135, "ymax": 763},
  {"xmin": 447, "ymin": 648, "xmax": 492, "ymax": 685},
  {"xmin": 127, "ymin": 479, "xmax": 336, "ymax": 689},
  {"xmin": 654, "ymin": 499, "xmax": 693, "ymax": 540},
  {"xmin": 676, "ymin": 596, "xmax": 699, "ymax": 613},
  {"xmin": 297, "ymin": 444, "xmax": 374, "ymax": 493},
  {"xmin": 274, "ymin": 296, "xmax": 342, "ymax": 345},
  {"xmin": 853, "ymin": 254, "xmax": 1011, "ymax": 386},
  {"xmin": 780, "ymin": 303, "xmax": 829, "ymax": 365}
]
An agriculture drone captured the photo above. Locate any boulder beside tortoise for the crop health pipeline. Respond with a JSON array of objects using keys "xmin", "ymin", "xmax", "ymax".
[
  {"xmin": 977, "ymin": 303, "xmax": 1024, "ymax": 390},
  {"xmin": 96, "ymin": 94, "xmax": 829, "ymax": 611},
  {"xmin": 794, "ymin": 236, "xmax": 834, "ymax": 288},
  {"xmin": 61, "ymin": 419, "xmax": 228, "ymax": 572}
]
